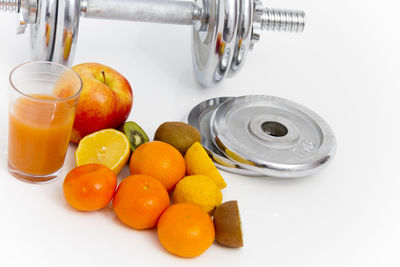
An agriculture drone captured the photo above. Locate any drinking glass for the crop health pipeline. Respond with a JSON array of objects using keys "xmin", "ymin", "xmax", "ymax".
[{"xmin": 8, "ymin": 61, "xmax": 82, "ymax": 183}]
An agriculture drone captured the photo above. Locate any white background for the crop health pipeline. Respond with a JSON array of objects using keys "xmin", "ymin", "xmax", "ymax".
[{"xmin": 1, "ymin": 0, "xmax": 400, "ymax": 266}]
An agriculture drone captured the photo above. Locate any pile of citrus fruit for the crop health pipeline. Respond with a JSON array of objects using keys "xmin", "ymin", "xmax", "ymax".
[{"xmin": 63, "ymin": 121, "xmax": 243, "ymax": 258}]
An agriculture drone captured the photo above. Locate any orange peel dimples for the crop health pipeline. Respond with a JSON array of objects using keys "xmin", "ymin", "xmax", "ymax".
[
  {"xmin": 113, "ymin": 175, "xmax": 170, "ymax": 230},
  {"xmin": 157, "ymin": 203, "xmax": 215, "ymax": 258},
  {"xmin": 129, "ymin": 141, "xmax": 185, "ymax": 192}
]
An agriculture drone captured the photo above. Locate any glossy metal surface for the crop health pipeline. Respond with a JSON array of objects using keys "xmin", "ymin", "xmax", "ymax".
[
  {"xmin": 251, "ymin": 1, "xmax": 306, "ymax": 49},
  {"xmin": 52, "ymin": 0, "xmax": 80, "ymax": 65},
  {"xmin": 228, "ymin": 0, "xmax": 253, "ymax": 76},
  {"xmin": 21, "ymin": 0, "xmax": 38, "ymax": 24},
  {"xmin": 192, "ymin": 0, "xmax": 239, "ymax": 87},
  {"xmin": 256, "ymin": 7, "xmax": 306, "ymax": 32},
  {"xmin": 210, "ymin": 95, "xmax": 336, "ymax": 178},
  {"xmin": 30, "ymin": 0, "xmax": 57, "ymax": 61},
  {"xmin": 188, "ymin": 96, "xmax": 263, "ymax": 176},
  {"xmin": 1, "ymin": 0, "xmax": 306, "ymax": 86},
  {"xmin": 192, "ymin": 0, "xmax": 240, "ymax": 87},
  {"xmin": 16, "ymin": 0, "xmax": 38, "ymax": 34}
]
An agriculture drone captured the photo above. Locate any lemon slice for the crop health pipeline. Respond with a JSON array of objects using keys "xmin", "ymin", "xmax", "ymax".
[
  {"xmin": 75, "ymin": 129, "xmax": 130, "ymax": 175},
  {"xmin": 184, "ymin": 142, "xmax": 227, "ymax": 189}
]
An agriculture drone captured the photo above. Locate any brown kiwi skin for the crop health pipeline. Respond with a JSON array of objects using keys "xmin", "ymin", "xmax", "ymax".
[
  {"xmin": 213, "ymin": 200, "xmax": 243, "ymax": 248},
  {"xmin": 154, "ymin": 121, "xmax": 201, "ymax": 155}
]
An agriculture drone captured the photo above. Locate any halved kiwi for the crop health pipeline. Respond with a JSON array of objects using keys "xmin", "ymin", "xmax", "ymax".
[
  {"xmin": 213, "ymin": 200, "xmax": 243, "ymax": 248},
  {"xmin": 121, "ymin": 121, "xmax": 149, "ymax": 152}
]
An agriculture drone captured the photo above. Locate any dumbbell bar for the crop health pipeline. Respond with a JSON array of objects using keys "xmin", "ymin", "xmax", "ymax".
[{"xmin": 1, "ymin": 0, "xmax": 305, "ymax": 87}]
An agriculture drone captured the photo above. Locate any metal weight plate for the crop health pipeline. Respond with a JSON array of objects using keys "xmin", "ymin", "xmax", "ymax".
[
  {"xmin": 30, "ymin": 0, "xmax": 79, "ymax": 65},
  {"xmin": 30, "ymin": 0, "xmax": 58, "ymax": 61},
  {"xmin": 52, "ymin": 0, "xmax": 80, "ymax": 65},
  {"xmin": 228, "ymin": 0, "xmax": 253, "ymax": 77},
  {"xmin": 210, "ymin": 95, "xmax": 336, "ymax": 178},
  {"xmin": 192, "ymin": 0, "xmax": 239, "ymax": 86},
  {"xmin": 188, "ymin": 97, "xmax": 263, "ymax": 176}
]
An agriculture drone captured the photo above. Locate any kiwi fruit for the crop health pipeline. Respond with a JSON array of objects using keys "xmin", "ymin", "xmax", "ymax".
[
  {"xmin": 213, "ymin": 200, "xmax": 243, "ymax": 248},
  {"xmin": 154, "ymin": 121, "xmax": 201, "ymax": 155},
  {"xmin": 121, "ymin": 121, "xmax": 149, "ymax": 152}
]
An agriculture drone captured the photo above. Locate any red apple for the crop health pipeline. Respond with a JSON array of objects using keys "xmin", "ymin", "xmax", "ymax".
[{"xmin": 70, "ymin": 63, "xmax": 133, "ymax": 143}]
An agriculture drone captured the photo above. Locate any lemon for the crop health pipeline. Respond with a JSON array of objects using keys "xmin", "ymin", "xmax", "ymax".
[
  {"xmin": 173, "ymin": 175, "xmax": 222, "ymax": 213},
  {"xmin": 75, "ymin": 129, "xmax": 130, "ymax": 175},
  {"xmin": 184, "ymin": 142, "xmax": 227, "ymax": 189}
]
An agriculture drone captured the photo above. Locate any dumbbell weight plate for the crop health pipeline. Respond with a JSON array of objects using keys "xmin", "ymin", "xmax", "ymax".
[
  {"xmin": 188, "ymin": 96, "xmax": 263, "ymax": 176},
  {"xmin": 210, "ymin": 95, "xmax": 337, "ymax": 178},
  {"xmin": 228, "ymin": 0, "xmax": 253, "ymax": 77},
  {"xmin": 192, "ymin": 0, "xmax": 239, "ymax": 87},
  {"xmin": 52, "ymin": 0, "xmax": 80, "ymax": 65},
  {"xmin": 30, "ymin": 0, "xmax": 79, "ymax": 65},
  {"xmin": 30, "ymin": 0, "xmax": 58, "ymax": 61}
]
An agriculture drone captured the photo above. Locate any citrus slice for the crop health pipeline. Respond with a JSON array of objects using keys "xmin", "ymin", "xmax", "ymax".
[
  {"xmin": 184, "ymin": 142, "xmax": 227, "ymax": 189},
  {"xmin": 75, "ymin": 129, "xmax": 130, "ymax": 175}
]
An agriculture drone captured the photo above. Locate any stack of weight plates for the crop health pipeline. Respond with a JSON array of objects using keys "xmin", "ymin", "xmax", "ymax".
[{"xmin": 188, "ymin": 95, "xmax": 336, "ymax": 178}]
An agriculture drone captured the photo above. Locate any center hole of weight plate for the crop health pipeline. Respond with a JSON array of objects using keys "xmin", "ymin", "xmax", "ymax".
[{"xmin": 261, "ymin": 121, "xmax": 288, "ymax": 137}]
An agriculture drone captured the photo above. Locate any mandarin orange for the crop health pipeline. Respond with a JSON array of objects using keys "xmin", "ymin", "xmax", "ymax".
[
  {"xmin": 63, "ymin": 164, "xmax": 117, "ymax": 211},
  {"xmin": 157, "ymin": 203, "xmax": 215, "ymax": 258},
  {"xmin": 113, "ymin": 175, "xmax": 170, "ymax": 230},
  {"xmin": 129, "ymin": 141, "xmax": 185, "ymax": 192}
]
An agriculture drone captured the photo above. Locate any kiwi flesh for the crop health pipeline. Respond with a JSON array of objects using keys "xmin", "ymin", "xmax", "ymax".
[
  {"xmin": 154, "ymin": 121, "xmax": 201, "ymax": 155},
  {"xmin": 121, "ymin": 121, "xmax": 149, "ymax": 152},
  {"xmin": 213, "ymin": 200, "xmax": 243, "ymax": 248}
]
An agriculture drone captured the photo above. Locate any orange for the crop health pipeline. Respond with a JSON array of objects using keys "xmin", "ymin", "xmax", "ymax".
[
  {"xmin": 157, "ymin": 203, "xmax": 215, "ymax": 258},
  {"xmin": 129, "ymin": 141, "xmax": 185, "ymax": 192},
  {"xmin": 63, "ymin": 164, "xmax": 117, "ymax": 211},
  {"xmin": 113, "ymin": 175, "xmax": 170, "ymax": 230}
]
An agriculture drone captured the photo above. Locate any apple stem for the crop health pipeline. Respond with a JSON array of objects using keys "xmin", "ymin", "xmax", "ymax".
[{"xmin": 101, "ymin": 70, "xmax": 106, "ymax": 84}]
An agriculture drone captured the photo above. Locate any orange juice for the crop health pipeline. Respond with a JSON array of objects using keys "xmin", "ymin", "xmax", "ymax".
[{"xmin": 8, "ymin": 94, "xmax": 75, "ymax": 176}]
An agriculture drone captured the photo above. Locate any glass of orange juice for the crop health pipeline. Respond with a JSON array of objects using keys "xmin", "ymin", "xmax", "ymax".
[{"xmin": 8, "ymin": 61, "xmax": 82, "ymax": 183}]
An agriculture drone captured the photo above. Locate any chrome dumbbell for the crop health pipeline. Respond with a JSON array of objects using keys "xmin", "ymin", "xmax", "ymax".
[{"xmin": 1, "ymin": 0, "xmax": 305, "ymax": 87}]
